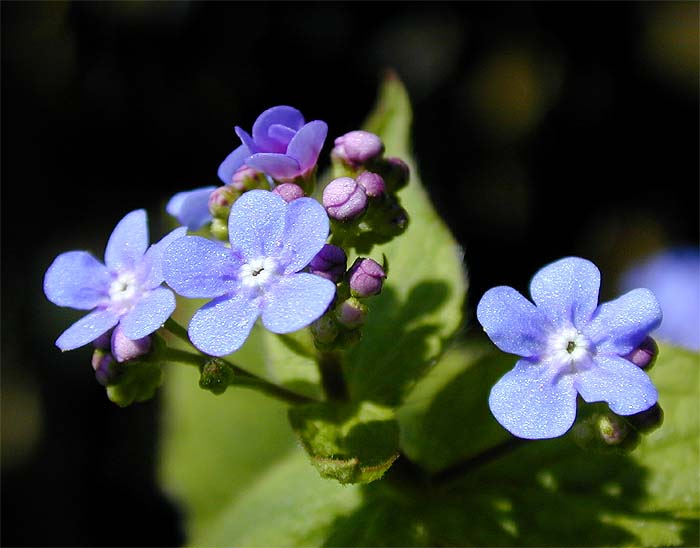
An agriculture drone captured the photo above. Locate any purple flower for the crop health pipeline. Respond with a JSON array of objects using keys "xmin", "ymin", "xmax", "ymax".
[
  {"xmin": 477, "ymin": 257, "xmax": 662, "ymax": 440},
  {"xmin": 44, "ymin": 210, "xmax": 187, "ymax": 351},
  {"xmin": 218, "ymin": 105, "xmax": 328, "ymax": 184},
  {"xmin": 167, "ymin": 186, "xmax": 217, "ymax": 231},
  {"xmin": 163, "ymin": 190, "xmax": 336, "ymax": 357},
  {"xmin": 620, "ymin": 247, "xmax": 700, "ymax": 351}
]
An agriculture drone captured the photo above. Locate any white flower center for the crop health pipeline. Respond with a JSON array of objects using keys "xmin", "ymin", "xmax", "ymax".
[
  {"xmin": 545, "ymin": 326, "xmax": 593, "ymax": 372},
  {"xmin": 109, "ymin": 271, "xmax": 138, "ymax": 303},
  {"xmin": 239, "ymin": 257, "xmax": 279, "ymax": 289}
]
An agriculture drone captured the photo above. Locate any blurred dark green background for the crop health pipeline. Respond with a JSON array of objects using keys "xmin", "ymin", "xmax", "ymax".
[{"xmin": 2, "ymin": 2, "xmax": 697, "ymax": 546}]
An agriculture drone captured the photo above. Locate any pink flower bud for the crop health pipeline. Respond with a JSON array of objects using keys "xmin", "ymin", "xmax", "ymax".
[
  {"xmin": 322, "ymin": 177, "xmax": 368, "ymax": 221},
  {"xmin": 272, "ymin": 183, "xmax": 305, "ymax": 203},
  {"xmin": 111, "ymin": 326, "xmax": 152, "ymax": 363},
  {"xmin": 332, "ymin": 130, "xmax": 384, "ymax": 167},
  {"xmin": 356, "ymin": 171, "xmax": 386, "ymax": 198},
  {"xmin": 348, "ymin": 258, "xmax": 386, "ymax": 297}
]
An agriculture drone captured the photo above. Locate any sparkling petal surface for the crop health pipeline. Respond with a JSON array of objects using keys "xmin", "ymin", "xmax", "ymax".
[
  {"xmin": 286, "ymin": 120, "xmax": 328, "ymax": 172},
  {"xmin": 252, "ymin": 106, "xmax": 305, "ymax": 153},
  {"xmin": 489, "ymin": 359, "xmax": 578, "ymax": 439},
  {"xmin": 476, "ymin": 286, "xmax": 548, "ymax": 357},
  {"xmin": 163, "ymin": 236, "xmax": 240, "ymax": 298},
  {"xmin": 245, "ymin": 153, "xmax": 301, "ymax": 181},
  {"xmin": 44, "ymin": 251, "xmax": 111, "ymax": 310},
  {"xmin": 105, "ymin": 209, "xmax": 149, "ymax": 272},
  {"xmin": 142, "ymin": 227, "xmax": 188, "ymax": 288},
  {"xmin": 575, "ymin": 355, "xmax": 658, "ymax": 415},
  {"xmin": 166, "ymin": 186, "xmax": 217, "ymax": 231},
  {"xmin": 218, "ymin": 143, "xmax": 252, "ymax": 185},
  {"xmin": 280, "ymin": 197, "xmax": 330, "ymax": 274},
  {"xmin": 119, "ymin": 287, "xmax": 176, "ymax": 340},
  {"xmin": 261, "ymin": 273, "xmax": 335, "ymax": 334},
  {"xmin": 586, "ymin": 288, "xmax": 663, "ymax": 355},
  {"xmin": 228, "ymin": 190, "xmax": 287, "ymax": 260},
  {"xmin": 529, "ymin": 257, "xmax": 600, "ymax": 328},
  {"xmin": 55, "ymin": 308, "xmax": 120, "ymax": 351},
  {"xmin": 189, "ymin": 293, "xmax": 260, "ymax": 356}
]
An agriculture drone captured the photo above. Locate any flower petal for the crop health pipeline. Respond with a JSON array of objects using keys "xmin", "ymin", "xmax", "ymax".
[
  {"xmin": 218, "ymin": 143, "xmax": 252, "ymax": 185},
  {"xmin": 141, "ymin": 227, "xmax": 188, "ymax": 288},
  {"xmin": 44, "ymin": 251, "xmax": 111, "ymax": 310},
  {"xmin": 489, "ymin": 359, "xmax": 578, "ymax": 439},
  {"xmin": 268, "ymin": 124, "xmax": 297, "ymax": 149},
  {"xmin": 586, "ymin": 288, "xmax": 662, "ymax": 355},
  {"xmin": 55, "ymin": 308, "xmax": 120, "ymax": 351},
  {"xmin": 163, "ymin": 236, "xmax": 240, "ymax": 298},
  {"xmin": 280, "ymin": 197, "xmax": 330, "ymax": 274},
  {"xmin": 189, "ymin": 293, "xmax": 260, "ymax": 356},
  {"xmin": 227, "ymin": 190, "xmax": 287, "ymax": 260},
  {"xmin": 252, "ymin": 106, "xmax": 305, "ymax": 153},
  {"xmin": 166, "ymin": 186, "xmax": 217, "ymax": 231},
  {"xmin": 529, "ymin": 257, "xmax": 600, "ymax": 328},
  {"xmin": 575, "ymin": 355, "xmax": 658, "ymax": 415},
  {"xmin": 119, "ymin": 287, "xmax": 176, "ymax": 340},
  {"xmin": 104, "ymin": 209, "xmax": 149, "ymax": 272},
  {"xmin": 261, "ymin": 273, "xmax": 335, "ymax": 334},
  {"xmin": 286, "ymin": 120, "xmax": 328, "ymax": 172},
  {"xmin": 476, "ymin": 286, "xmax": 548, "ymax": 357},
  {"xmin": 245, "ymin": 153, "xmax": 301, "ymax": 181}
]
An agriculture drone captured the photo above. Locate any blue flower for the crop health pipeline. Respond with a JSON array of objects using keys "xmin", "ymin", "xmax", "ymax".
[
  {"xmin": 163, "ymin": 190, "xmax": 336, "ymax": 356},
  {"xmin": 167, "ymin": 106, "xmax": 327, "ymax": 231},
  {"xmin": 477, "ymin": 257, "xmax": 662, "ymax": 439},
  {"xmin": 620, "ymin": 247, "xmax": 700, "ymax": 351},
  {"xmin": 44, "ymin": 210, "xmax": 187, "ymax": 351}
]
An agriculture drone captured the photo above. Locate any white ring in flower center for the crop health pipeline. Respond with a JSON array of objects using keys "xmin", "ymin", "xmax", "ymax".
[
  {"xmin": 109, "ymin": 272, "xmax": 138, "ymax": 303},
  {"xmin": 546, "ymin": 326, "xmax": 593, "ymax": 370},
  {"xmin": 240, "ymin": 257, "xmax": 279, "ymax": 289}
]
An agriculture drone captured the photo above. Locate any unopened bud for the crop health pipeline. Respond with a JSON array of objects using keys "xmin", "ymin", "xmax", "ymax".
[
  {"xmin": 210, "ymin": 218, "xmax": 229, "ymax": 241},
  {"xmin": 323, "ymin": 177, "xmax": 368, "ymax": 221},
  {"xmin": 335, "ymin": 297, "xmax": 367, "ymax": 329},
  {"xmin": 111, "ymin": 327, "xmax": 152, "ymax": 363},
  {"xmin": 208, "ymin": 185, "xmax": 240, "ymax": 219},
  {"xmin": 272, "ymin": 182, "xmax": 304, "ymax": 203},
  {"xmin": 356, "ymin": 171, "xmax": 386, "ymax": 198},
  {"xmin": 624, "ymin": 336, "xmax": 658, "ymax": 370},
  {"xmin": 332, "ymin": 130, "xmax": 384, "ymax": 168},
  {"xmin": 232, "ymin": 165, "xmax": 268, "ymax": 191},
  {"xmin": 92, "ymin": 348, "xmax": 116, "ymax": 386},
  {"xmin": 309, "ymin": 244, "xmax": 347, "ymax": 283},
  {"xmin": 627, "ymin": 403, "xmax": 664, "ymax": 433},
  {"xmin": 310, "ymin": 314, "xmax": 340, "ymax": 346},
  {"xmin": 597, "ymin": 413, "xmax": 633, "ymax": 446},
  {"xmin": 348, "ymin": 258, "xmax": 386, "ymax": 298},
  {"xmin": 377, "ymin": 157, "xmax": 410, "ymax": 192},
  {"xmin": 199, "ymin": 358, "xmax": 235, "ymax": 395}
]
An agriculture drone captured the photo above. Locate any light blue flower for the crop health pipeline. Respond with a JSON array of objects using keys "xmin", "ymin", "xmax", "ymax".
[
  {"xmin": 477, "ymin": 257, "xmax": 662, "ymax": 439},
  {"xmin": 163, "ymin": 190, "xmax": 336, "ymax": 357},
  {"xmin": 620, "ymin": 247, "xmax": 700, "ymax": 351},
  {"xmin": 44, "ymin": 210, "xmax": 186, "ymax": 351}
]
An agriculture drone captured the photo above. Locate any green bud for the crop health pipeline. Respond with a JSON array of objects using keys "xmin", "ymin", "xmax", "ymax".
[
  {"xmin": 210, "ymin": 218, "xmax": 229, "ymax": 241},
  {"xmin": 208, "ymin": 185, "xmax": 241, "ymax": 220},
  {"xmin": 105, "ymin": 359, "xmax": 163, "ymax": 407},
  {"xmin": 571, "ymin": 410, "xmax": 640, "ymax": 453},
  {"xmin": 199, "ymin": 358, "xmax": 235, "ymax": 395},
  {"xmin": 310, "ymin": 314, "xmax": 340, "ymax": 348}
]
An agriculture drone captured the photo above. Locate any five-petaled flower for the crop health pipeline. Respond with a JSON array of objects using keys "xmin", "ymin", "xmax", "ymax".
[
  {"xmin": 167, "ymin": 105, "xmax": 327, "ymax": 231},
  {"xmin": 163, "ymin": 190, "xmax": 336, "ymax": 357},
  {"xmin": 477, "ymin": 257, "xmax": 662, "ymax": 440},
  {"xmin": 44, "ymin": 210, "xmax": 186, "ymax": 351}
]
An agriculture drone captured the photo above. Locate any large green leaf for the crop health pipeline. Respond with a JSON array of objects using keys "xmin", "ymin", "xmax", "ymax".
[
  {"xmin": 166, "ymin": 342, "xmax": 700, "ymax": 546},
  {"xmin": 343, "ymin": 73, "xmax": 468, "ymax": 406}
]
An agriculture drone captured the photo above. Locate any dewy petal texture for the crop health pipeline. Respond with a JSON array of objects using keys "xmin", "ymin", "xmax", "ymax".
[
  {"xmin": 228, "ymin": 190, "xmax": 287, "ymax": 260},
  {"xmin": 488, "ymin": 359, "xmax": 578, "ymax": 439},
  {"xmin": 262, "ymin": 273, "xmax": 335, "ymax": 333},
  {"xmin": 476, "ymin": 286, "xmax": 547, "ymax": 357},
  {"xmin": 575, "ymin": 355, "xmax": 658, "ymax": 415},
  {"xmin": 163, "ymin": 236, "xmax": 240, "ymax": 298},
  {"xmin": 142, "ymin": 227, "xmax": 188, "ymax": 288},
  {"xmin": 120, "ymin": 287, "xmax": 176, "ymax": 340},
  {"xmin": 189, "ymin": 294, "xmax": 260, "ymax": 356},
  {"xmin": 587, "ymin": 288, "xmax": 663, "ymax": 355},
  {"xmin": 280, "ymin": 197, "xmax": 330, "ymax": 274},
  {"xmin": 56, "ymin": 309, "xmax": 120, "ymax": 351},
  {"xmin": 105, "ymin": 209, "xmax": 149, "ymax": 272},
  {"xmin": 529, "ymin": 257, "xmax": 600, "ymax": 327},
  {"xmin": 44, "ymin": 251, "xmax": 111, "ymax": 310},
  {"xmin": 478, "ymin": 256, "xmax": 662, "ymax": 439}
]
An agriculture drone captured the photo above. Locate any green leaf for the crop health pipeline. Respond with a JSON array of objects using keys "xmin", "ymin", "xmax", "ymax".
[
  {"xmin": 188, "ymin": 343, "xmax": 698, "ymax": 547},
  {"xmin": 344, "ymin": 73, "xmax": 468, "ymax": 406},
  {"xmin": 289, "ymin": 400, "xmax": 399, "ymax": 484}
]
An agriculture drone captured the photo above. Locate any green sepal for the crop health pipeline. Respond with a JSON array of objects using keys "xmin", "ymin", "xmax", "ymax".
[
  {"xmin": 105, "ymin": 358, "xmax": 163, "ymax": 407},
  {"xmin": 199, "ymin": 358, "xmax": 235, "ymax": 395},
  {"xmin": 289, "ymin": 400, "xmax": 400, "ymax": 484}
]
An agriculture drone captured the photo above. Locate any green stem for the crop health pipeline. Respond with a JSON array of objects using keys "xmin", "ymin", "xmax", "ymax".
[
  {"xmin": 163, "ymin": 317, "xmax": 190, "ymax": 344},
  {"xmin": 318, "ymin": 351, "xmax": 349, "ymax": 401}
]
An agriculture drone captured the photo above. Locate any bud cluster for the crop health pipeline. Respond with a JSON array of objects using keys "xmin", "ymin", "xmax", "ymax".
[
  {"xmin": 325, "ymin": 130, "xmax": 410, "ymax": 253},
  {"xmin": 309, "ymin": 250, "xmax": 387, "ymax": 351},
  {"xmin": 90, "ymin": 327, "xmax": 153, "ymax": 386}
]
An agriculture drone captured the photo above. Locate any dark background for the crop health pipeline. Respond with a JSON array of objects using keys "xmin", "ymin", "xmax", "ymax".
[{"xmin": 2, "ymin": 2, "xmax": 697, "ymax": 546}]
